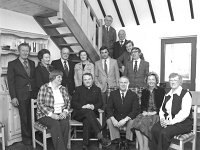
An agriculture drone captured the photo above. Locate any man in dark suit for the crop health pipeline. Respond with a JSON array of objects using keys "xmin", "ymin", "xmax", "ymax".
[
  {"xmin": 71, "ymin": 73, "xmax": 111, "ymax": 150},
  {"xmin": 124, "ymin": 47, "xmax": 149, "ymax": 88},
  {"xmin": 7, "ymin": 43, "xmax": 36, "ymax": 145},
  {"xmin": 106, "ymin": 76, "xmax": 140, "ymax": 150},
  {"xmin": 51, "ymin": 47, "xmax": 75, "ymax": 96},
  {"xmin": 113, "ymin": 29, "xmax": 128, "ymax": 59},
  {"xmin": 102, "ymin": 15, "xmax": 117, "ymax": 58}
]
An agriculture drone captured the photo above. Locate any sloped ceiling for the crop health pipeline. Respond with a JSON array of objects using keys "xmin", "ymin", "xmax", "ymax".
[{"xmin": 88, "ymin": 0, "xmax": 200, "ymax": 30}]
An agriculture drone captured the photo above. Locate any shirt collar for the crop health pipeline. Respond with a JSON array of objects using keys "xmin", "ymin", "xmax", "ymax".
[
  {"xmin": 133, "ymin": 58, "xmax": 141, "ymax": 63},
  {"xmin": 61, "ymin": 58, "xmax": 68, "ymax": 64},
  {"xmin": 166, "ymin": 86, "xmax": 182, "ymax": 96},
  {"xmin": 120, "ymin": 90, "xmax": 128, "ymax": 96},
  {"xmin": 19, "ymin": 57, "xmax": 28, "ymax": 63},
  {"xmin": 49, "ymin": 82, "xmax": 62, "ymax": 90}
]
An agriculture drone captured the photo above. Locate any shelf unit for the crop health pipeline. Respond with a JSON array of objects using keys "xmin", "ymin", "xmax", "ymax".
[{"xmin": 0, "ymin": 28, "xmax": 49, "ymax": 146}]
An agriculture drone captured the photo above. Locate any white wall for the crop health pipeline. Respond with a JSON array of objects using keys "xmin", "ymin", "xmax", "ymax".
[
  {"xmin": 0, "ymin": 8, "xmax": 61, "ymax": 61},
  {"xmin": 114, "ymin": 20, "xmax": 200, "ymax": 91}
]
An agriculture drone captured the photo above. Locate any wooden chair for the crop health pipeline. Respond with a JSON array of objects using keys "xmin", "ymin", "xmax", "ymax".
[
  {"xmin": 68, "ymin": 109, "xmax": 103, "ymax": 149},
  {"xmin": 0, "ymin": 122, "xmax": 5, "ymax": 150},
  {"xmin": 31, "ymin": 99, "xmax": 51, "ymax": 150},
  {"xmin": 169, "ymin": 91, "xmax": 200, "ymax": 150}
]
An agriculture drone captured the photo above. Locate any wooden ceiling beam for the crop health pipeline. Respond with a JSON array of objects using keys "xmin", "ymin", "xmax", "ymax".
[
  {"xmin": 129, "ymin": 0, "xmax": 140, "ymax": 25},
  {"xmin": 112, "ymin": 0, "xmax": 125, "ymax": 27},
  {"xmin": 167, "ymin": 0, "xmax": 174, "ymax": 21},
  {"xmin": 96, "ymin": 0, "xmax": 106, "ymax": 17},
  {"xmin": 189, "ymin": 0, "xmax": 194, "ymax": 19},
  {"xmin": 147, "ymin": 0, "xmax": 156, "ymax": 23}
]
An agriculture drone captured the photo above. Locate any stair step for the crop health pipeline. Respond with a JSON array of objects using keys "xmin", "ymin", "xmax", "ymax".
[
  {"xmin": 35, "ymin": 11, "xmax": 57, "ymax": 18},
  {"xmin": 60, "ymin": 43, "xmax": 80, "ymax": 47},
  {"xmin": 43, "ymin": 22, "xmax": 67, "ymax": 28},
  {"xmin": 51, "ymin": 33, "xmax": 73, "ymax": 38}
]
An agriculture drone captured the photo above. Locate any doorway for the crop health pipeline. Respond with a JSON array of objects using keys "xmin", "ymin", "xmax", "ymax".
[{"xmin": 160, "ymin": 36, "xmax": 197, "ymax": 91}]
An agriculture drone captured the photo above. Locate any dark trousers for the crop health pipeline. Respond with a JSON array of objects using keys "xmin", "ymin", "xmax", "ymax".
[
  {"xmin": 151, "ymin": 121, "xmax": 192, "ymax": 150},
  {"xmin": 38, "ymin": 116, "xmax": 69, "ymax": 150},
  {"xmin": 73, "ymin": 109, "xmax": 102, "ymax": 145},
  {"xmin": 18, "ymin": 97, "xmax": 32, "ymax": 142}
]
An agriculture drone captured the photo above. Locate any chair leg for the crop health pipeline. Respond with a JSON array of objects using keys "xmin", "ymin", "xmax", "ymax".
[
  {"xmin": 136, "ymin": 137, "xmax": 139, "ymax": 149},
  {"xmin": 179, "ymin": 141, "xmax": 184, "ymax": 150},
  {"xmin": 192, "ymin": 137, "xmax": 196, "ymax": 150},
  {"xmin": 68, "ymin": 125, "xmax": 71, "ymax": 149},
  {"xmin": 1, "ymin": 127, "xmax": 5, "ymax": 150},
  {"xmin": 43, "ymin": 130, "xmax": 47, "ymax": 150},
  {"xmin": 32, "ymin": 128, "xmax": 36, "ymax": 148}
]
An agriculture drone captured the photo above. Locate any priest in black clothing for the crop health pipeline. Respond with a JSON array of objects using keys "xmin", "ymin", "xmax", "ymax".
[{"xmin": 71, "ymin": 73, "xmax": 111, "ymax": 150}]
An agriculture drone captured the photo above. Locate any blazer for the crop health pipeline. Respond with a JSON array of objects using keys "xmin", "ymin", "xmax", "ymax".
[
  {"xmin": 71, "ymin": 84, "xmax": 103, "ymax": 116},
  {"xmin": 107, "ymin": 89, "xmax": 140, "ymax": 121},
  {"xmin": 94, "ymin": 58, "xmax": 120, "ymax": 92},
  {"xmin": 37, "ymin": 83, "xmax": 70, "ymax": 119},
  {"xmin": 113, "ymin": 39, "xmax": 128, "ymax": 59},
  {"xmin": 51, "ymin": 59, "xmax": 75, "ymax": 95},
  {"xmin": 74, "ymin": 61, "xmax": 94, "ymax": 87},
  {"xmin": 35, "ymin": 62, "xmax": 54, "ymax": 94},
  {"xmin": 7, "ymin": 58, "xmax": 36, "ymax": 100},
  {"xmin": 140, "ymin": 86, "xmax": 165, "ymax": 114},
  {"xmin": 102, "ymin": 25, "xmax": 116, "ymax": 54},
  {"xmin": 124, "ymin": 59, "xmax": 149, "ymax": 88},
  {"xmin": 117, "ymin": 51, "xmax": 132, "ymax": 68}
]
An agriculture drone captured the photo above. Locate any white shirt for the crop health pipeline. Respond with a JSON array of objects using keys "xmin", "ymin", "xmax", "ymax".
[
  {"xmin": 105, "ymin": 25, "xmax": 110, "ymax": 31},
  {"xmin": 120, "ymin": 90, "xmax": 127, "ymax": 98},
  {"xmin": 132, "ymin": 58, "xmax": 141, "ymax": 71},
  {"xmin": 61, "ymin": 59, "xmax": 69, "ymax": 70},
  {"xmin": 102, "ymin": 58, "xmax": 110, "ymax": 73},
  {"xmin": 119, "ymin": 39, "xmax": 125, "ymax": 45},
  {"xmin": 49, "ymin": 82, "xmax": 65, "ymax": 114},
  {"xmin": 159, "ymin": 86, "xmax": 192, "ymax": 125}
]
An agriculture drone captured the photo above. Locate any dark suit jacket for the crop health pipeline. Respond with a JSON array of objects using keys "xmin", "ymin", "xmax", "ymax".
[
  {"xmin": 51, "ymin": 59, "xmax": 75, "ymax": 95},
  {"xmin": 102, "ymin": 25, "xmax": 116, "ymax": 57},
  {"xmin": 35, "ymin": 62, "xmax": 54, "ymax": 94},
  {"xmin": 117, "ymin": 51, "xmax": 132, "ymax": 68},
  {"xmin": 107, "ymin": 89, "xmax": 140, "ymax": 121},
  {"xmin": 71, "ymin": 84, "xmax": 103, "ymax": 117},
  {"xmin": 113, "ymin": 40, "xmax": 128, "ymax": 59},
  {"xmin": 7, "ymin": 58, "xmax": 36, "ymax": 100},
  {"xmin": 140, "ymin": 86, "xmax": 165, "ymax": 114},
  {"xmin": 124, "ymin": 60, "xmax": 149, "ymax": 88}
]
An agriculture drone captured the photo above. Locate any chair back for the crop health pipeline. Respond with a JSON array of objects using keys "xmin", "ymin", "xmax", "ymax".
[{"xmin": 31, "ymin": 99, "xmax": 37, "ymax": 128}]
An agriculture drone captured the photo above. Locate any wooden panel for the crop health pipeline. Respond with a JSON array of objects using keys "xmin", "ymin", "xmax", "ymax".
[{"xmin": 0, "ymin": 0, "xmax": 55, "ymax": 16}]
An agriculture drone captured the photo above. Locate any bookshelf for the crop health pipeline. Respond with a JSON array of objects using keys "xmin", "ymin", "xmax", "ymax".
[{"xmin": 0, "ymin": 28, "xmax": 49, "ymax": 146}]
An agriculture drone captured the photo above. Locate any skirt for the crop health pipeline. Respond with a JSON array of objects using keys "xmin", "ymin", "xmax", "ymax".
[{"xmin": 131, "ymin": 113, "xmax": 159, "ymax": 140}]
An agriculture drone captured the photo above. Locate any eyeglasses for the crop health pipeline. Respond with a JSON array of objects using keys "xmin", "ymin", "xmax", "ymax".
[{"xmin": 169, "ymin": 79, "xmax": 179, "ymax": 82}]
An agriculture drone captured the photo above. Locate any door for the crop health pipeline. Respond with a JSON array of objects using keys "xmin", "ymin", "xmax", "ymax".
[{"xmin": 160, "ymin": 36, "xmax": 197, "ymax": 91}]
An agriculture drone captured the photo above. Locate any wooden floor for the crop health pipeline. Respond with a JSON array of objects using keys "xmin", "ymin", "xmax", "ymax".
[{"xmin": 1, "ymin": 133, "xmax": 200, "ymax": 150}]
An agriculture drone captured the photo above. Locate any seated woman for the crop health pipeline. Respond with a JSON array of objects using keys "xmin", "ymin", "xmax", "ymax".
[
  {"xmin": 37, "ymin": 69, "xmax": 70, "ymax": 150},
  {"xmin": 150, "ymin": 73, "xmax": 192, "ymax": 150},
  {"xmin": 131, "ymin": 72, "xmax": 165, "ymax": 150},
  {"xmin": 74, "ymin": 50, "xmax": 94, "ymax": 87}
]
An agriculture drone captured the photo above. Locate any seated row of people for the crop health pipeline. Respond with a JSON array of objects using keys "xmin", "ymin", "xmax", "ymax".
[{"xmin": 36, "ymin": 70, "xmax": 192, "ymax": 150}]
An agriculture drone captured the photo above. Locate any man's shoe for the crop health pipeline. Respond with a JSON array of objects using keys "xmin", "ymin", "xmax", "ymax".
[
  {"xmin": 82, "ymin": 145, "xmax": 88, "ymax": 150},
  {"xmin": 99, "ymin": 137, "xmax": 111, "ymax": 147}
]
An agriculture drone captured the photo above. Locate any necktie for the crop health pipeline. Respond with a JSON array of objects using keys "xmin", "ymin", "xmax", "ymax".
[
  {"xmin": 104, "ymin": 59, "xmax": 108, "ymax": 75},
  {"xmin": 121, "ymin": 92, "xmax": 125, "ymax": 104},
  {"xmin": 120, "ymin": 41, "xmax": 123, "ymax": 46},
  {"xmin": 64, "ymin": 61, "xmax": 69, "ymax": 76},
  {"xmin": 106, "ymin": 26, "xmax": 109, "ymax": 32},
  {"xmin": 133, "ymin": 60, "xmax": 137, "ymax": 72},
  {"xmin": 23, "ymin": 60, "xmax": 30, "ymax": 76}
]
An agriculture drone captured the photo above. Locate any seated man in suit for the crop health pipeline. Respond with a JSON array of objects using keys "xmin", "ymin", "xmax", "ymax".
[
  {"xmin": 106, "ymin": 76, "xmax": 140, "ymax": 150},
  {"xmin": 71, "ymin": 73, "xmax": 111, "ymax": 150}
]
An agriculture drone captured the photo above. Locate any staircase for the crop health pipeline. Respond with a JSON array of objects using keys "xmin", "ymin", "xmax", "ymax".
[{"xmin": 26, "ymin": 0, "xmax": 102, "ymax": 63}]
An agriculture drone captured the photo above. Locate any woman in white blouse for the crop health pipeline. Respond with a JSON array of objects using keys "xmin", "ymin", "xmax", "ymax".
[
  {"xmin": 74, "ymin": 50, "xmax": 94, "ymax": 87},
  {"xmin": 150, "ymin": 73, "xmax": 192, "ymax": 150}
]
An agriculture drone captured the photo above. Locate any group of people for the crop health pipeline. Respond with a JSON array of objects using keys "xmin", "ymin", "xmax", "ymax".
[{"xmin": 6, "ymin": 14, "xmax": 193, "ymax": 150}]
